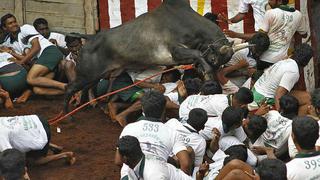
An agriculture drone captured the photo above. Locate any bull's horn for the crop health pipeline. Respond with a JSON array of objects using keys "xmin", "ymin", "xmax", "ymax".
[
  {"xmin": 232, "ymin": 42, "xmax": 255, "ymax": 52},
  {"xmin": 219, "ymin": 45, "xmax": 232, "ymax": 54}
]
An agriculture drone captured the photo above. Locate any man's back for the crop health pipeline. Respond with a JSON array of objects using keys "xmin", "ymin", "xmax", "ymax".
[
  {"xmin": 259, "ymin": 8, "xmax": 306, "ymax": 63},
  {"xmin": 120, "ymin": 120, "xmax": 186, "ymax": 161},
  {"xmin": 179, "ymin": 94, "xmax": 228, "ymax": 119},
  {"xmin": 286, "ymin": 152, "xmax": 320, "ymax": 180},
  {"xmin": 0, "ymin": 115, "xmax": 48, "ymax": 152},
  {"xmin": 165, "ymin": 118, "xmax": 206, "ymax": 167},
  {"xmin": 256, "ymin": 110, "xmax": 292, "ymax": 149},
  {"xmin": 254, "ymin": 59, "xmax": 299, "ymax": 98},
  {"xmin": 49, "ymin": 32, "xmax": 66, "ymax": 48},
  {"xmin": 240, "ymin": 0, "xmax": 268, "ymax": 31}
]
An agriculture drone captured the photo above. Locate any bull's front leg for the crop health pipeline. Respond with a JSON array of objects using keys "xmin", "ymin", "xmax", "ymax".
[{"xmin": 172, "ymin": 46, "xmax": 213, "ymax": 80}]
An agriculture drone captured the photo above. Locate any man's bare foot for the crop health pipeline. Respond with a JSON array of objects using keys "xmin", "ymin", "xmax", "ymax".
[
  {"xmin": 0, "ymin": 90, "xmax": 14, "ymax": 109},
  {"xmin": 65, "ymin": 152, "xmax": 76, "ymax": 165},
  {"xmin": 16, "ymin": 90, "xmax": 32, "ymax": 103},
  {"xmin": 107, "ymin": 102, "xmax": 118, "ymax": 122},
  {"xmin": 88, "ymin": 89, "xmax": 97, "ymax": 107},
  {"xmin": 115, "ymin": 114, "xmax": 127, "ymax": 127}
]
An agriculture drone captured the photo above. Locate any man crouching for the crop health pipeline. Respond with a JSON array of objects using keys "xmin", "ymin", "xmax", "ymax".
[{"xmin": 0, "ymin": 115, "xmax": 75, "ymax": 168}]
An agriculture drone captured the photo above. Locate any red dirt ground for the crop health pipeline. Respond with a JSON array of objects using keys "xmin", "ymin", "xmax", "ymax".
[{"xmin": 0, "ymin": 96, "xmax": 122, "ymax": 180}]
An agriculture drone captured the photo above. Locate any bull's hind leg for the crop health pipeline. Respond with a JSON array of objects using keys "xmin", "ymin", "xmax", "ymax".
[{"xmin": 172, "ymin": 46, "xmax": 213, "ymax": 80}]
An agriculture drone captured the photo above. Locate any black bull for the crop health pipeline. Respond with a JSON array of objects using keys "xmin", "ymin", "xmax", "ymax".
[{"xmin": 64, "ymin": 0, "xmax": 243, "ymax": 112}]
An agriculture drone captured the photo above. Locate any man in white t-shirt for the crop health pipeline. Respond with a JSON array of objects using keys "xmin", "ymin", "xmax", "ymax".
[
  {"xmin": 166, "ymin": 108, "xmax": 207, "ymax": 176},
  {"xmin": 252, "ymin": 44, "xmax": 313, "ymax": 111},
  {"xmin": 0, "ymin": 13, "xmax": 66, "ymax": 96},
  {"xmin": 204, "ymin": 133, "xmax": 257, "ymax": 179},
  {"xmin": 179, "ymin": 87, "xmax": 253, "ymax": 121},
  {"xmin": 119, "ymin": 91, "xmax": 192, "ymax": 175},
  {"xmin": 127, "ymin": 66, "xmax": 167, "ymax": 93},
  {"xmin": 115, "ymin": 135, "xmax": 193, "ymax": 180},
  {"xmin": 0, "ymin": 115, "xmax": 75, "ymax": 166},
  {"xmin": 219, "ymin": 0, "xmax": 268, "ymax": 31},
  {"xmin": 253, "ymin": 95, "xmax": 297, "ymax": 158},
  {"xmin": 217, "ymin": 33, "xmax": 270, "ymax": 94},
  {"xmin": 224, "ymin": 0, "xmax": 307, "ymax": 66},
  {"xmin": 33, "ymin": 18, "xmax": 68, "ymax": 55},
  {"xmin": 286, "ymin": 116, "xmax": 320, "ymax": 180},
  {"xmin": 199, "ymin": 106, "xmax": 247, "ymax": 142}
]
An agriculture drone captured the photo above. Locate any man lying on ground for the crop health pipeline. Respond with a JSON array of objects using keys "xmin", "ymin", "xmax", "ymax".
[
  {"xmin": 1, "ymin": 14, "xmax": 66, "ymax": 96},
  {"xmin": 0, "ymin": 51, "xmax": 32, "ymax": 106},
  {"xmin": 33, "ymin": 18, "xmax": 68, "ymax": 55},
  {"xmin": 0, "ymin": 115, "xmax": 76, "ymax": 166}
]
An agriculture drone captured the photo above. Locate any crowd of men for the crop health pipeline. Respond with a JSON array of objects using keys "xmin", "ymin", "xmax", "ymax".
[{"xmin": 1, "ymin": 0, "xmax": 320, "ymax": 179}]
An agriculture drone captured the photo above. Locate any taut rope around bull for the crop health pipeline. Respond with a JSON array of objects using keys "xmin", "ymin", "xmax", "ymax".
[{"xmin": 48, "ymin": 64, "xmax": 194, "ymax": 125}]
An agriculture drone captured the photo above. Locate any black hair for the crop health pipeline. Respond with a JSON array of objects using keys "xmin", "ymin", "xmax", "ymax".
[
  {"xmin": 141, "ymin": 90, "xmax": 166, "ymax": 119},
  {"xmin": 256, "ymin": 159, "xmax": 287, "ymax": 180},
  {"xmin": 249, "ymin": 33, "xmax": 270, "ymax": 56},
  {"xmin": 222, "ymin": 106, "xmax": 244, "ymax": 133},
  {"xmin": 204, "ymin": 12, "xmax": 219, "ymax": 25},
  {"xmin": 0, "ymin": 149, "xmax": 25, "ymax": 180},
  {"xmin": 247, "ymin": 115, "xmax": 267, "ymax": 139},
  {"xmin": 33, "ymin": 18, "xmax": 48, "ymax": 29},
  {"xmin": 200, "ymin": 80, "xmax": 222, "ymax": 95},
  {"xmin": 282, "ymin": 0, "xmax": 289, "ymax": 5},
  {"xmin": 223, "ymin": 145, "xmax": 248, "ymax": 165},
  {"xmin": 311, "ymin": 88, "xmax": 320, "ymax": 109},
  {"xmin": 65, "ymin": 33, "xmax": 82, "ymax": 45},
  {"xmin": 181, "ymin": 69, "xmax": 202, "ymax": 80},
  {"xmin": 183, "ymin": 78, "xmax": 202, "ymax": 96},
  {"xmin": 279, "ymin": 95, "xmax": 299, "ymax": 119},
  {"xmin": 242, "ymin": 107, "xmax": 249, "ymax": 119},
  {"xmin": 161, "ymin": 69, "xmax": 181, "ymax": 83},
  {"xmin": 187, "ymin": 108, "xmax": 208, "ymax": 132},
  {"xmin": 117, "ymin": 136, "xmax": 143, "ymax": 162},
  {"xmin": 292, "ymin": 43, "xmax": 313, "ymax": 67},
  {"xmin": 0, "ymin": 13, "xmax": 15, "ymax": 28},
  {"xmin": 234, "ymin": 87, "xmax": 254, "ymax": 105},
  {"xmin": 292, "ymin": 116, "xmax": 319, "ymax": 150}
]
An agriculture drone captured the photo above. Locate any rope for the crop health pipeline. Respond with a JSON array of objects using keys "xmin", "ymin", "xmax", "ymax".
[{"xmin": 48, "ymin": 64, "xmax": 194, "ymax": 125}]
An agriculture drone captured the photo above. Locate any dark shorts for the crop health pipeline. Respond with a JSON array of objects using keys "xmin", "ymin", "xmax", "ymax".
[
  {"xmin": 0, "ymin": 68, "xmax": 28, "ymax": 98},
  {"xmin": 96, "ymin": 72, "xmax": 143, "ymax": 102},
  {"xmin": 36, "ymin": 45, "xmax": 63, "ymax": 71},
  {"xmin": 26, "ymin": 116, "xmax": 51, "ymax": 159}
]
